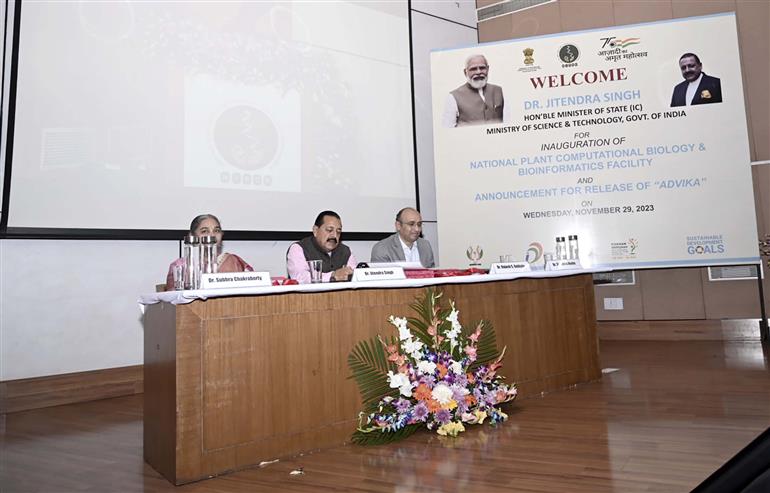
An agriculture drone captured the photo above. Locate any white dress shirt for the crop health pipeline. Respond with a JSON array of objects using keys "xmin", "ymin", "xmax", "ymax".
[
  {"xmin": 399, "ymin": 236, "xmax": 421, "ymax": 264},
  {"xmin": 685, "ymin": 73, "xmax": 703, "ymax": 106}
]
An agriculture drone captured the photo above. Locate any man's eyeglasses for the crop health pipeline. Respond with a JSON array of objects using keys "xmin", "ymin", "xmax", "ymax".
[{"xmin": 398, "ymin": 221, "xmax": 423, "ymax": 228}]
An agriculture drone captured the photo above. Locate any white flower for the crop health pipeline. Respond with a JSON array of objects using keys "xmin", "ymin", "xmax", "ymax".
[
  {"xmin": 399, "ymin": 383, "xmax": 413, "ymax": 398},
  {"xmin": 389, "ymin": 316, "xmax": 411, "ymax": 341},
  {"xmin": 446, "ymin": 306, "xmax": 461, "ymax": 332},
  {"xmin": 387, "ymin": 371, "xmax": 413, "ymax": 397},
  {"xmin": 445, "ymin": 305, "xmax": 462, "ymax": 347},
  {"xmin": 417, "ymin": 360, "xmax": 437, "ymax": 375},
  {"xmin": 449, "ymin": 361, "xmax": 463, "ymax": 375},
  {"xmin": 431, "ymin": 383, "xmax": 453, "ymax": 405},
  {"xmin": 451, "ymin": 384, "xmax": 469, "ymax": 397},
  {"xmin": 387, "ymin": 370, "xmax": 409, "ymax": 389},
  {"xmin": 402, "ymin": 338, "xmax": 424, "ymax": 357},
  {"xmin": 446, "ymin": 327, "xmax": 460, "ymax": 341}
]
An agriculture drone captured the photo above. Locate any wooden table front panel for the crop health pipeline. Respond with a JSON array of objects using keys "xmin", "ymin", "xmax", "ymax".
[{"xmin": 144, "ymin": 274, "xmax": 600, "ymax": 484}]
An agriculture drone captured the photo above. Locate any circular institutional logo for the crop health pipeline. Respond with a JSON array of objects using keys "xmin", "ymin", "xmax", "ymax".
[
  {"xmin": 213, "ymin": 105, "xmax": 279, "ymax": 171},
  {"xmin": 558, "ymin": 44, "xmax": 580, "ymax": 64},
  {"xmin": 525, "ymin": 242, "xmax": 543, "ymax": 264}
]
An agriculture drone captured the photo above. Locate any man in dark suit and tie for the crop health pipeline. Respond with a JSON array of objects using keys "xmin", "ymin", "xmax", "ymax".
[{"xmin": 671, "ymin": 53, "xmax": 722, "ymax": 107}]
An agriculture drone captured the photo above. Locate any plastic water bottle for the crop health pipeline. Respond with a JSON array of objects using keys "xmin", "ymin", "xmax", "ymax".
[
  {"xmin": 183, "ymin": 235, "xmax": 201, "ymax": 289},
  {"xmin": 555, "ymin": 237, "xmax": 566, "ymax": 260},
  {"xmin": 200, "ymin": 235, "xmax": 218, "ymax": 275},
  {"xmin": 568, "ymin": 235, "xmax": 580, "ymax": 260}
]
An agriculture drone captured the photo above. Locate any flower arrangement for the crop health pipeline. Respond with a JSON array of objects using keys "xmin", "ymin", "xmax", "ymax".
[{"xmin": 348, "ymin": 288, "xmax": 517, "ymax": 445}]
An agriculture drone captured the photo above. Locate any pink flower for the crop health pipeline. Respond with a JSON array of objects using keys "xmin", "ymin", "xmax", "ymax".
[
  {"xmin": 464, "ymin": 346, "xmax": 477, "ymax": 361},
  {"xmin": 469, "ymin": 323, "xmax": 483, "ymax": 343}
]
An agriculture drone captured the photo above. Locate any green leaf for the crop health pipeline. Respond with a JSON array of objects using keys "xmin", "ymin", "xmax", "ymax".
[
  {"xmin": 347, "ymin": 337, "xmax": 396, "ymax": 407},
  {"xmin": 350, "ymin": 424, "xmax": 421, "ymax": 446},
  {"xmin": 466, "ymin": 319, "xmax": 501, "ymax": 370}
]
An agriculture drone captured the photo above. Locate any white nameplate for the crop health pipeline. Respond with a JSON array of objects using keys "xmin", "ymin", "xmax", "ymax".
[
  {"xmin": 353, "ymin": 267, "xmax": 406, "ymax": 282},
  {"xmin": 545, "ymin": 259, "xmax": 582, "ymax": 271},
  {"xmin": 490, "ymin": 262, "xmax": 532, "ymax": 274},
  {"xmin": 200, "ymin": 271, "xmax": 271, "ymax": 289}
]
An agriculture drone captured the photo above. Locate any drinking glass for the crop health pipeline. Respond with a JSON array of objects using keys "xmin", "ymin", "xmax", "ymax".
[{"xmin": 307, "ymin": 260, "xmax": 323, "ymax": 283}]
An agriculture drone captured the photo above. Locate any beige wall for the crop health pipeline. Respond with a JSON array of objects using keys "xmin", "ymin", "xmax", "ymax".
[{"xmin": 478, "ymin": 0, "xmax": 770, "ymax": 320}]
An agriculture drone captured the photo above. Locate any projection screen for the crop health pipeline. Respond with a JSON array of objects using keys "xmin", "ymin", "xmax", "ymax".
[{"xmin": 3, "ymin": 1, "xmax": 415, "ymax": 235}]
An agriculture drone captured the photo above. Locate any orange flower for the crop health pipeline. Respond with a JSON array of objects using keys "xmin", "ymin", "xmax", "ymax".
[
  {"xmin": 464, "ymin": 395, "xmax": 477, "ymax": 406},
  {"xmin": 436, "ymin": 364, "xmax": 448, "ymax": 379},
  {"xmin": 485, "ymin": 361, "xmax": 502, "ymax": 382},
  {"xmin": 427, "ymin": 399, "xmax": 442, "ymax": 413},
  {"xmin": 413, "ymin": 384, "xmax": 432, "ymax": 401},
  {"xmin": 466, "ymin": 373, "xmax": 476, "ymax": 384}
]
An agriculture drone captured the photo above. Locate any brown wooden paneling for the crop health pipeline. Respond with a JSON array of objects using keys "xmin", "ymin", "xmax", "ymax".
[
  {"xmin": 0, "ymin": 365, "xmax": 142, "ymax": 414},
  {"xmin": 737, "ymin": 0, "xmax": 770, "ymax": 161},
  {"xmin": 557, "ymin": 0, "xmax": 616, "ymax": 31},
  {"xmin": 478, "ymin": 1, "xmax": 562, "ymax": 43},
  {"xmin": 476, "ymin": 0, "xmax": 499, "ymax": 8},
  {"xmin": 143, "ymin": 275, "xmax": 600, "ymax": 484},
  {"xmin": 753, "ymin": 165, "xmax": 769, "ymax": 235},
  {"xmin": 612, "ymin": 0, "xmax": 673, "ymax": 24},
  {"xmin": 671, "ymin": 0, "xmax": 735, "ymax": 18}
]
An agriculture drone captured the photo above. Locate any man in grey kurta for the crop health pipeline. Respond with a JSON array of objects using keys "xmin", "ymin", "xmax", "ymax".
[
  {"xmin": 442, "ymin": 54, "xmax": 505, "ymax": 128},
  {"xmin": 370, "ymin": 208, "xmax": 435, "ymax": 268}
]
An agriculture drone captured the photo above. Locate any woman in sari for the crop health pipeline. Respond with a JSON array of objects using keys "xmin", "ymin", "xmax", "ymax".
[{"xmin": 165, "ymin": 214, "xmax": 252, "ymax": 290}]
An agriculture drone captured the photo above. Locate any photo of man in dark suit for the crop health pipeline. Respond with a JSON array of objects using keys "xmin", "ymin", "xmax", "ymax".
[{"xmin": 670, "ymin": 52, "xmax": 722, "ymax": 107}]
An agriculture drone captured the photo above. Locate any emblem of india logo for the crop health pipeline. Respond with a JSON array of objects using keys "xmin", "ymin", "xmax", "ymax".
[{"xmin": 523, "ymin": 47, "xmax": 534, "ymax": 66}]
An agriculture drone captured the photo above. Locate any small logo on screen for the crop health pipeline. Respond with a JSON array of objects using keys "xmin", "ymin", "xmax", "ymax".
[{"xmin": 213, "ymin": 105, "xmax": 279, "ymax": 171}]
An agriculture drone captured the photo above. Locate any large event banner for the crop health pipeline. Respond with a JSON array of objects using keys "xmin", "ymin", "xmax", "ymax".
[{"xmin": 431, "ymin": 13, "xmax": 759, "ymax": 270}]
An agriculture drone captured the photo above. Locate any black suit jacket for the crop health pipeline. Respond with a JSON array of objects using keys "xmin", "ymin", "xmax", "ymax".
[{"xmin": 670, "ymin": 73, "xmax": 722, "ymax": 107}]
